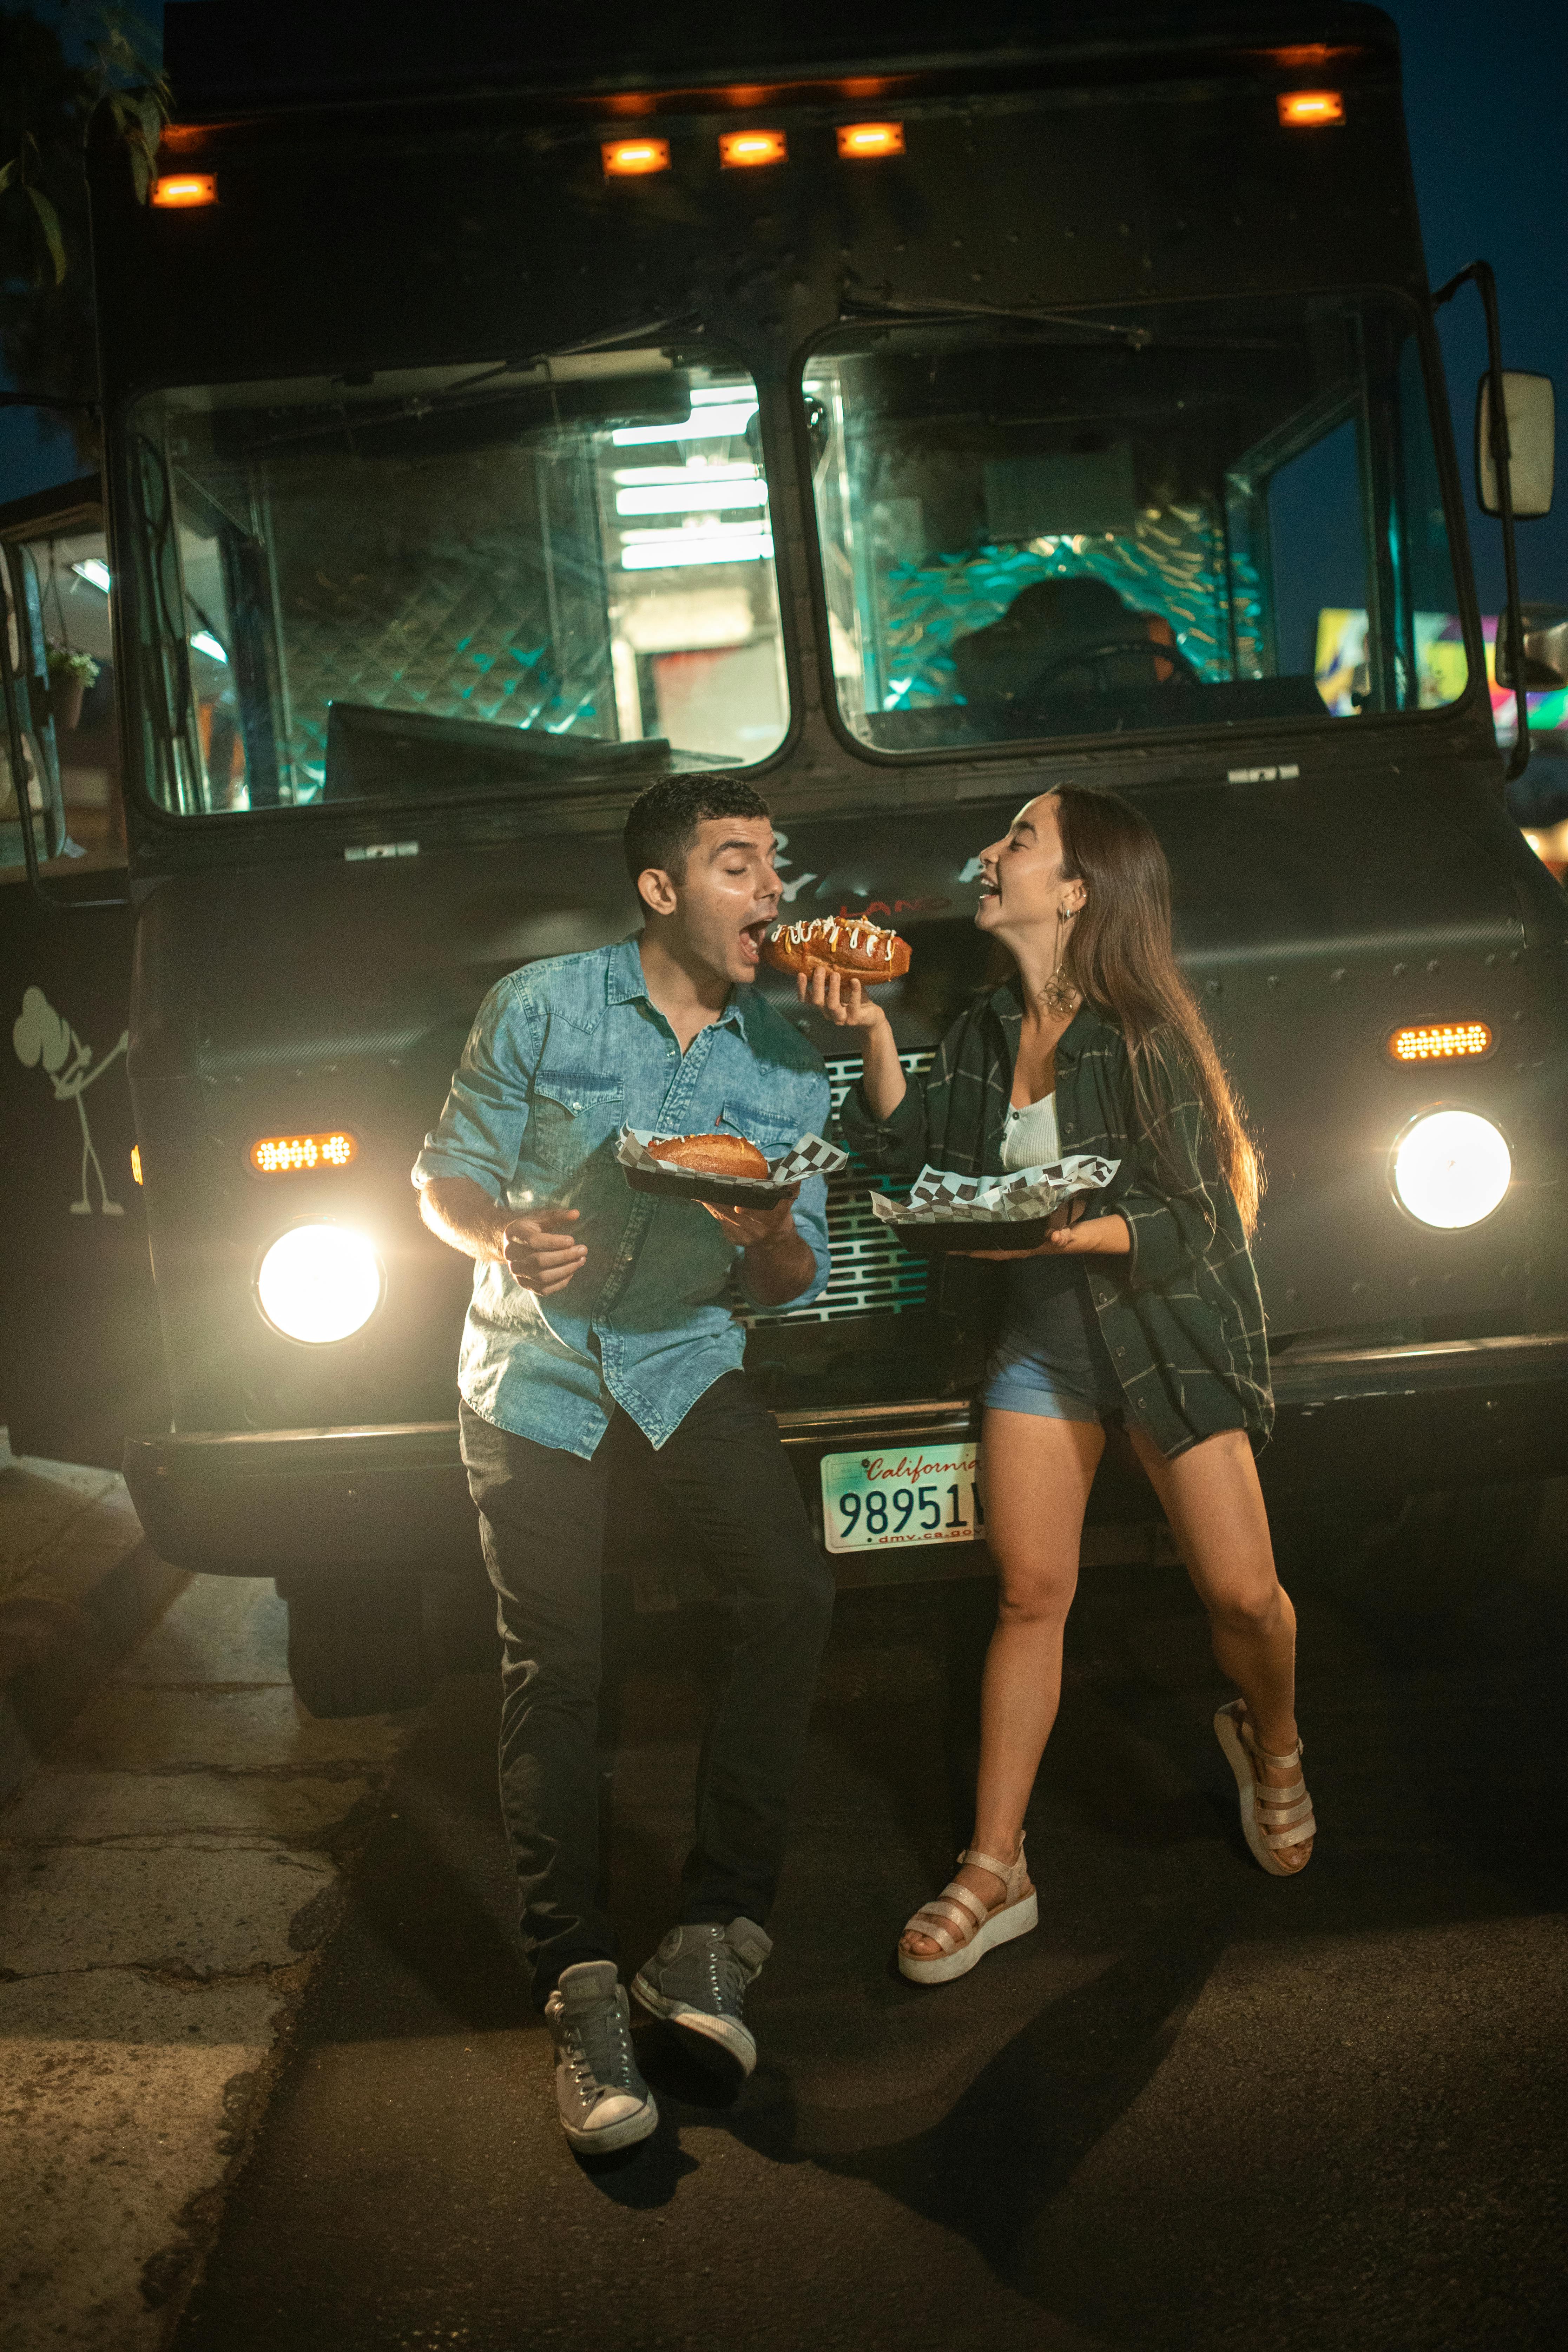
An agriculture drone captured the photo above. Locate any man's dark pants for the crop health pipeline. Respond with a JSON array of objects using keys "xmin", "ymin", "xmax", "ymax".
[{"xmin": 460, "ymin": 1374, "xmax": 836, "ymax": 2008}]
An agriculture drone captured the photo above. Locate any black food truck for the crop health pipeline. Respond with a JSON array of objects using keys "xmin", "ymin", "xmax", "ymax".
[{"xmin": 2, "ymin": 0, "xmax": 1564, "ymax": 1714}]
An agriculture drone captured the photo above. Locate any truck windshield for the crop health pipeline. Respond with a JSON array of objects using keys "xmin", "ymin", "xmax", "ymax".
[
  {"xmin": 803, "ymin": 291, "xmax": 1469, "ymax": 755},
  {"xmin": 125, "ymin": 352, "xmax": 788, "ymax": 815}
]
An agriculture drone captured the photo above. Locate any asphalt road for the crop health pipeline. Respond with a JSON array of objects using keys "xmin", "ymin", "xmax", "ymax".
[{"xmin": 170, "ymin": 1504, "xmax": 1568, "ymax": 2352}]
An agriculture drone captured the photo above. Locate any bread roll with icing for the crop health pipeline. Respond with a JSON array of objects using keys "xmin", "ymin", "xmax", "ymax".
[
  {"xmin": 646, "ymin": 1132, "xmax": 771, "ymax": 1180},
  {"xmin": 760, "ymin": 915, "xmax": 911, "ymax": 982}
]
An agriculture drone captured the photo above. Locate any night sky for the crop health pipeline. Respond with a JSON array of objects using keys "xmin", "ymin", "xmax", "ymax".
[{"xmin": 3, "ymin": 0, "xmax": 1564, "ymax": 611}]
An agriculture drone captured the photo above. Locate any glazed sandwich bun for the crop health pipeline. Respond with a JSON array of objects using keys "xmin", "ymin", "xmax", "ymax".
[
  {"xmin": 646, "ymin": 1132, "xmax": 771, "ymax": 1180},
  {"xmin": 760, "ymin": 915, "xmax": 911, "ymax": 982}
]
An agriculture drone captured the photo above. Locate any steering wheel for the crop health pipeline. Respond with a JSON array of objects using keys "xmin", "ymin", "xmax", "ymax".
[{"xmin": 1022, "ymin": 633, "xmax": 1204, "ymax": 697}]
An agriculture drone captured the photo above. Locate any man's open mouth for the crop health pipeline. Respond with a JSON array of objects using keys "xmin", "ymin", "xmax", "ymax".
[{"xmin": 739, "ymin": 918, "xmax": 771, "ymax": 964}]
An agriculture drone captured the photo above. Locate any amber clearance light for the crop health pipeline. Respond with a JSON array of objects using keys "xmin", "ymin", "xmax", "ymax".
[
  {"xmin": 1277, "ymin": 91, "xmax": 1344, "ymax": 127},
  {"xmin": 836, "ymin": 122, "xmax": 905, "ymax": 159},
  {"xmin": 151, "ymin": 174, "xmax": 218, "ymax": 208},
  {"xmin": 719, "ymin": 129, "xmax": 788, "ymax": 168},
  {"xmin": 1386, "ymin": 1021, "xmax": 1493, "ymax": 1066},
  {"xmin": 602, "ymin": 138, "xmax": 671, "ymax": 178},
  {"xmin": 249, "ymin": 1131, "xmax": 359, "ymax": 1175}
]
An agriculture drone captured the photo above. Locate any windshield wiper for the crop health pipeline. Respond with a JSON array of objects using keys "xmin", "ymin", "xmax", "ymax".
[
  {"xmin": 839, "ymin": 292, "xmax": 1284, "ymax": 351},
  {"xmin": 840, "ymin": 292, "xmax": 1160, "ymax": 346},
  {"xmin": 244, "ymin": 314, "xmax": 707, "ymax": 456}
]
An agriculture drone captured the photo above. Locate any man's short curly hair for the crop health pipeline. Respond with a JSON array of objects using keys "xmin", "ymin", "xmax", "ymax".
[{"xmin": 623, "ymin": 774, "xmax": 773, "ymax": 888}]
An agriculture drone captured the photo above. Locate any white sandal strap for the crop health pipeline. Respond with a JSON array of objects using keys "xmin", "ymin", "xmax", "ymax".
[
  {"xmin": 915, "ymin": 1894, "xmax": 977, "ymax": 1931},
  {"xmin": 961, "ymin": 1845, "xmax": 1023, "ymax": 1883},
  {"xmin": 1241, "ymin": 1726, "xmax": 1304, "ymax": 1770},
  {"xmin": 939, "ymin": 1880, "xmax": 991, "ymax": 1927},
  {"xmin": 1266, "ymin": 1816, "xmax": 1317, "ymax": 1850},
  {"xmin": 905, "ymin": 1912, "xmax": 961, "ymax": 1954}
]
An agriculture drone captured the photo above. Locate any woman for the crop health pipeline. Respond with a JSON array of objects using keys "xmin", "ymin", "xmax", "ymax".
[{"xmin": 808, "ymin": 785, "xmax": 1315, "ymax": 1986}]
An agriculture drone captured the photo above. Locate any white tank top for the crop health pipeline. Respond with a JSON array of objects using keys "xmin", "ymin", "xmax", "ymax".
[{"xmin": 1001, "ymin": 1091, "xmax": 1061, "ymax": 1171}]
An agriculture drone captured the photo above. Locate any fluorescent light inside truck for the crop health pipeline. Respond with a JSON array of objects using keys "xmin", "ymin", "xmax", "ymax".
[
  {"xmin": 190, "ymin": 630, "xmax": 228, "ymax": 663},
  {"xmin": 620, "ymin": 526, "xmax": 774, "ymax": 570},
  {"xmin": 615, "ymin": 479, "xmax": 767, "ymax": 515},
  {"xmin": 72, "ymin": 559, "xmax": 111, "ymax": 592},
  {"xmin": 612, "ymin": 403, "xmax": 757, "ymax": 448}
]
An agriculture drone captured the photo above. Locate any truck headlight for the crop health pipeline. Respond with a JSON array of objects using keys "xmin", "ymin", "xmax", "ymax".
[
  {"xmin": 256, "ymin": 1223, "xmax": 383, "ymax": 1343},
  {"xmin": 1389, "ymin": 1108, "xmax": 1511, "ymax": 1230}
]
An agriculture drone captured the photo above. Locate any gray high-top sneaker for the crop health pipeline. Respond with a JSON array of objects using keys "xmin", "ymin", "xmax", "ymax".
[
  {"xmin": 543, "ymin": 1961, "xmax": 658, "ymax": 2155},
  {"xmin": 632, "ymin": 1918, "xmax": 772, "ymax": 2078}
]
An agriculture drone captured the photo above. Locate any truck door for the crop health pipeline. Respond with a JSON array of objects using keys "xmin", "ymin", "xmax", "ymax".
[{"xmin": 0, "ymin": 495, "xmax": 167, "ymax": 1466}]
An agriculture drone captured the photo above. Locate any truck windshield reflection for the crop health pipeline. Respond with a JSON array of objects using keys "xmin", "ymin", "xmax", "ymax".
[
  {"xmin": 127, "ymin": 353, "xmax": 788, "ymax": 816},
  {"xmin": 804, "ymin": 290, "xmax": 1469, "ymax": 753}
]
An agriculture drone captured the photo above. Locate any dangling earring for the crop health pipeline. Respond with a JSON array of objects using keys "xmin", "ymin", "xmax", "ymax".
[{"xmin": 1040, "ymin": 907, "xmax": 1079, "ymax": 1019}]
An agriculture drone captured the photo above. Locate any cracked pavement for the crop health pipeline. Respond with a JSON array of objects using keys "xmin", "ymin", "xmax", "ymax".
[{"xmin": 0, "ymin": 1570, "xmax": 407, "ymax": 2351}]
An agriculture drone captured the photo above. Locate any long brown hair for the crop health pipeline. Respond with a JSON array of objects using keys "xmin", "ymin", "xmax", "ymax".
[{"xmin": 1049, "ymin": 784, "xmax": 1261, "ymax": 1232}]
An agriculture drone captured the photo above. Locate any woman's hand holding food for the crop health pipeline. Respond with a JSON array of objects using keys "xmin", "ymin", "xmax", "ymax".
[
  {"xmin": 796, "ymin": 963, "xmax": 887, "ymax": 1032},
  {"xmin": 965, "ymin": 1198, "xmax": 1131, "ymax": 1262}
]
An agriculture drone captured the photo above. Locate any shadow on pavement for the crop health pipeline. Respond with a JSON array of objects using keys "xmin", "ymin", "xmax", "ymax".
[{"xmin": 170, "ymin": 1506, "xmax": 1568, "ymax": 2352}]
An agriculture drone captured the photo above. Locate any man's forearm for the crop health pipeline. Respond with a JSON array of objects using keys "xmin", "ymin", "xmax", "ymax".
[
  {"xmin": 418, "ymin": 1176, "xmax": 508, "ymax": 1264},
  {"xmin": 743, "ymin": 1226, "xmax": 819, "ymax": 1307}
]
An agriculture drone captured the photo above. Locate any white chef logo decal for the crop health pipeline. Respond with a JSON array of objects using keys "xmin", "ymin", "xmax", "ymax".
[{"xmin": 12, "ymin": 986, "xmax": 128, "ymax": 1216}]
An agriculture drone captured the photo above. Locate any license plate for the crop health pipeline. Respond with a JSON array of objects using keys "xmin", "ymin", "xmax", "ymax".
[{"xmin": 819, "ymin": 1442, "xmax": 983, "ymax": 1556}]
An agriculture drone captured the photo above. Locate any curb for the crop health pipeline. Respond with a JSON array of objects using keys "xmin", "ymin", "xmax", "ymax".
[{"xmin": 0, "ymin": 1477, "xmax": 188, "ymax": 1808}]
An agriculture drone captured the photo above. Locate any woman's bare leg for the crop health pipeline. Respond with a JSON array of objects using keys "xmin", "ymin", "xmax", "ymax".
[
  {"xmin": 1126, "ymin": 1425, "xmax": 1312, "ymax": 1870},
  {"xmin": 901, "ymin": 1409, "xmax": 1104, "ymax": 1959}
]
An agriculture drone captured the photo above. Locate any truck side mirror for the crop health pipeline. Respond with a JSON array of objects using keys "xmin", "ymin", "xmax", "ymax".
[
  {"xmin": 1495, "ymin": 601, "xmax": 1568, "ymax": 692},
  {"xmin": 1476, "ymin": 371, "xmax": 1556, "ymax": 518}
]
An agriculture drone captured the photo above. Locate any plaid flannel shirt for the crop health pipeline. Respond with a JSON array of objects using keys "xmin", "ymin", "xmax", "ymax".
[{"xmin": 839, "ymin": 986, "xmax": 1272, "ymax": 1458}]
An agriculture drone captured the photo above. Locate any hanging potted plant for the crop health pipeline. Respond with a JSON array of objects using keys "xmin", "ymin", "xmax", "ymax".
[{"xmin": 45, "ymin": 640, "xmax": 99, "ymax": 732}]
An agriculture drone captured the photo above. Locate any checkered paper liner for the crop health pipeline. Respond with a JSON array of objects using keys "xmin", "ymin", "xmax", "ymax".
[
  {"xmin": 617, "ymin": 1128, "xmax": 848, "ymax": 1200},
  {"xmin": 868, "ymin": 1154, "xmax": 1121, "ymax": 1227}
]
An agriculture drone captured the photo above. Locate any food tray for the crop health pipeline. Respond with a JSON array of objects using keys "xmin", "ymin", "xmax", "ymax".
[
  {"xmin": 869, "ymin": 1154, "xmax": 1120, "ymax": 1257},
  {"xmin": 616, "ymin": 1127, "xmax": 846, "ymax": 1211}
]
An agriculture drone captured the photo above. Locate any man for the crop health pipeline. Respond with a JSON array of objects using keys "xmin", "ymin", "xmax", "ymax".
[{"xmin": 413, "ymin": 775, "xmax": 836, "ymax": 2157}]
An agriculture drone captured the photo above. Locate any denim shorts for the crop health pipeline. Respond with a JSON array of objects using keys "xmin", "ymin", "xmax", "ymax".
[{"xmin": 982, "ymin": 1254, "xmax": 1126, "ymax": 1425}]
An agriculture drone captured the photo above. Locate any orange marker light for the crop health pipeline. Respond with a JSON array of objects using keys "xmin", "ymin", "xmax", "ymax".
[
  {"xmin": 249, "ymin": 1132, "xmax": 360, "ymax": 1175},
  {"xmin": 837, "ymin": 122, "xmax": 905, "ymax": 159},
  {"xmin": 151, "ymin": 174, "xmax": 218, "ymax": 208},
  {"xmin": 1386, "ymin": 1022, "xmax": 1493, "ymax": 1065},
  {"xmin": 130, "ymin": 1145, "xmax": 143, "ymax": 1186},
  {"xmin": 1277, "ymin": 90, "xmax": 1344, "ymax": 127},
  {"xmin": 719, "ymin": 129, "xmax": 788, "ymax": 169},
  {"xmin": 602, "ymin": 138, "xmax": 671, "ymax": 178}
]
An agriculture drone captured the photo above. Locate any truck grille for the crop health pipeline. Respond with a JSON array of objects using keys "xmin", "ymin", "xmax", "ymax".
[{"xmin": 740, "ymin": 1052, "xmax": 933, "ymax": 1328}]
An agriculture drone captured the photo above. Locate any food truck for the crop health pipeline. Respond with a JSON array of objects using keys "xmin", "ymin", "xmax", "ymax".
[{"xmin": 2, "ymin": 0, "xmax": 1564, "ymax": 1712}]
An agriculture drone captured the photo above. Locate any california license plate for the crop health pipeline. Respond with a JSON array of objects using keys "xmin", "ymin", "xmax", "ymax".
[{"xmin": 820, "ymin": 1442, "xmax": 983, "ymax": 1556}]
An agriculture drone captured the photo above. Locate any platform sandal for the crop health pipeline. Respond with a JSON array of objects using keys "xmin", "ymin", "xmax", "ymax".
[
  {"xmin": 1213, "ymin": 1699, "xmax": 1316, "ymax": 1876},
  {"xmin": 897, "ymin": 1839, "xmax": 1039, "ymax": 1985}
]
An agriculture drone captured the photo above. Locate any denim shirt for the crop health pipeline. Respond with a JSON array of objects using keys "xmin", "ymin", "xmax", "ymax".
[{"xmin": 411, "ymin": 937, "xmax": 831, "ymax": 1459}]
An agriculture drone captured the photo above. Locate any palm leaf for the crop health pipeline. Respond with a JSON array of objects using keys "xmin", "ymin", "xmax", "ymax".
[{"xmin": 25, "ymin": 186, "xmax": 67, "ymax": 286}]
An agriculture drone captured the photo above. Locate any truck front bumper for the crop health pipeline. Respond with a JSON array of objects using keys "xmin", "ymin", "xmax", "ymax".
[{"xmin": 123, "ymin": 1331, "xmax": 1568, "ymax": 1579}]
